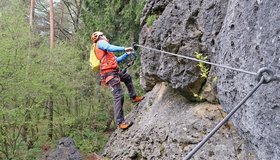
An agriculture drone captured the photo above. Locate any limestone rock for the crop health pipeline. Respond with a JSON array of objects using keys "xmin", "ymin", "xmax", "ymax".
[
  {"xmin": 102, "ymin": 83, "xmax": 256, "ymax": 160},
  {"xmin": 216, "ymin": 1, "xmax": 280, "ymax": 159},
  {"xmin": 140, "ymin": 0, "xmax": 228, "ymax": 101},
  {"xmin": 138, "ymin": 0, "xmax": 280, "ymax": 159},
  {"xmin": 43, "ymin": 137, "xmax": 82, "ymax": 160}
]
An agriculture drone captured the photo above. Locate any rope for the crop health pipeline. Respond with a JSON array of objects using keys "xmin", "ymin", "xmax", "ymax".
[{"xmin": 134, "ymin": 44, "xmax": 258, "ymax": 76}]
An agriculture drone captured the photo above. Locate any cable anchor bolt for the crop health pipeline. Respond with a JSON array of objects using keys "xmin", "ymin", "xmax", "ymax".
[{"xmin": 256, "ymin": 67, "xmax": 275, "ymax": 84}]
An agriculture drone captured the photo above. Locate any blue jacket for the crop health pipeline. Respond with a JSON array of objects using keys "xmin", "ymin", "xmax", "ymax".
[{"xmin": 97, "ymin": 40, "xmax": 129, "ymax": 63}]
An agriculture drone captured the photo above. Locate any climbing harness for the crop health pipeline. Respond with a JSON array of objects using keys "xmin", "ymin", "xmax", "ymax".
[
  {"xmin": 97, "ymin": 50, "xmax": 137, "ymax": 101},
  {"xmin": 132, "ymin": 43, "xmax": 279, "ymax": 160}
]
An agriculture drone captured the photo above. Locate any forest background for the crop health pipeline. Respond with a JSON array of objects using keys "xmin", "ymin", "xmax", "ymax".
[{"xmin": 0, "ymin": 0, "xmax": 146, "ymax": 159}]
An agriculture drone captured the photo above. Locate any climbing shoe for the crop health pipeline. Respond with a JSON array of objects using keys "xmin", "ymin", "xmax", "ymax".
[
  {"xmin": 119, "ymin": 121, "xmax": 133, "ymax": 130},
  {"xmin": 132, "ymin": 96, "xmax": 144, "ymax": 103}
]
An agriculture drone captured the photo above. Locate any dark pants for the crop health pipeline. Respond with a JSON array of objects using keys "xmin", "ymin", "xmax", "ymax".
[{"xmin": 105, "ymin": 71, "xmax": 136, "ymax": 125}]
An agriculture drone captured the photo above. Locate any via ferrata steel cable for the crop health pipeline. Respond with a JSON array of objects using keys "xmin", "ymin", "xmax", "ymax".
[
  {"xmin": 183, "ymin": 76, "xmax": 265, "ymax": 160},
  {"xmin": 134, "ymin": 44, "xmax": 258, "ymax": 76}
]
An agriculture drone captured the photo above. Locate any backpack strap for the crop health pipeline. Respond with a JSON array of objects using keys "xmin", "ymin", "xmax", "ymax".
[{"xmin": 95, "ymin": 43, "xmax": 108, "ymax": 99}]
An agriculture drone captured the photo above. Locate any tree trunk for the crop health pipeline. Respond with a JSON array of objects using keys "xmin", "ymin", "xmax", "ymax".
[
  {"xmin": 49, "ymin": 0, "xmax": 54, "ymax": 48},
  {"xmin": 47, "ymin": 97, "xmax": 54, "ymax": 140},
  {"xmin": 48, "ymin": 0, "xmax": 54, "ymax": 140},
  {"xmin": 29, "ymin": 0, "xmax": 35, "ymax": 29}
]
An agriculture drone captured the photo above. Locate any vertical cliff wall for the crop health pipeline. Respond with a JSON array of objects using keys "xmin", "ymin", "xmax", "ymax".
[
  {"xmin": 216, "ymin": 1, "xmax": 280, "ymax": 159},
  {"xmin": 139, "ymin": 0, "xmax": 280, "ymax": 159}
]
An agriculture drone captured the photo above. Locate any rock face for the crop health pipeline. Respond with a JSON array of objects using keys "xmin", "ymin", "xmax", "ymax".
[
  {"xmin": 139, "ymin": 0, "xmax": 228, "ymax": 100},
  {"xmin": 136, "ymin": 0, "xmax": 280, "ymax": 159},
  {"xmin": 216, "ymin": 1, "xmax": 280, "ymax": 160},
  {"xmin": 102, "ymin": 83, "xmax": 256, "ymax": 159}
]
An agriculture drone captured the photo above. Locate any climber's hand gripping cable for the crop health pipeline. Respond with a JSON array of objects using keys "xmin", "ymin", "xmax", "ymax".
[{"xmin": 121, "ymin": 48, "xmax": 137, "ymax": 74}]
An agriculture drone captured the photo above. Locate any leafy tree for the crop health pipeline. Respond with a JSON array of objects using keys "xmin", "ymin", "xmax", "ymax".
[{"xmin": 0, "ymin": 0, "xmax": 146, "ymax": 159}]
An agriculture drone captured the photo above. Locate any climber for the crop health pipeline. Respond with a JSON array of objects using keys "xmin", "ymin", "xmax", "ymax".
[{"xmin": 90, "ymin": 31, "xmax": 144, "ymax": 130}]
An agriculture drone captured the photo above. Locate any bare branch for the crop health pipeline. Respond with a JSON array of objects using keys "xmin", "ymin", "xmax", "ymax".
[
  {"xmin": 62, "ymin": 0, "xmax": 75, "ymax": 27},
  {"xmin": 42, "ymin": 17, "xmax": 72, "ymax": 38}
]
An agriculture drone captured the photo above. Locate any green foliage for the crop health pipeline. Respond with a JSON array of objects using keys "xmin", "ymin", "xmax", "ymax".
[
  {"xmin": 70, "ymin": 128, "xmax": 108, "ymax": 153},
  {"xmin": 195, "ymin": 52, "xmax": 209, "ymax": 78},
  {"xmin": 0, "ymin": 0, "xmax": 146, "ymax": 159},
  {"xmin": 82, "ymin": 0, "xmax": 146, "ymax": 45},
  {"xmin": 189, "ymin": 52, "xmax": 210, "ymax": 102},
  {"xmin": 193, "ymin": 93, "xmax": 204, "ymax": 101},
  {"xmin": 212, "ymin": 76, "xmax": 218, "ymax": 84},
  {"xmin": 0, "ymin": 5, "xmax": 32, "ymax": 159},
  {"xmin": 146, "ymin": 15, "xmax": 158, "ymax": 27}
]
